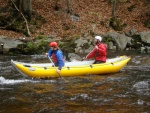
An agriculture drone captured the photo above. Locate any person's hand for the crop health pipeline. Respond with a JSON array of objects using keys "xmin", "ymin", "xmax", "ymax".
[
  {"xmin": 82, "ymin": 57, "xmax": 86, "ymax": 61},
  {"xmin": 56, "ymin": 68, "xmax": 61, "ymax": 74},
  {"xmin": 45, "ymin": 53, "xmax": 48, "ymax": 56}
]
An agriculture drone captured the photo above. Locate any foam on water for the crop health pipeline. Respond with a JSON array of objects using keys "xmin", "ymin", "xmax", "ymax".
[
  {"xmin": 0, "ymin": 76, "xmax": 36, "ymax": 85},
  {"xmin": 70, "ymin": 93, "xmax": 89, "ymax": 100},
  {"xmin": 133, "ymin": 81, "xmax": 149, "ymax": 89}
]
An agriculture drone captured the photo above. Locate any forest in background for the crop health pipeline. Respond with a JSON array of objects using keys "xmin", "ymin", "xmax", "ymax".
[{"xmin": 0, "ymin": 0, "xmax": 150, "ymax": 39}]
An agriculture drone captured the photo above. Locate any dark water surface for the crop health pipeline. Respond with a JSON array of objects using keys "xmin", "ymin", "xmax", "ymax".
[{"xmin": 0, "ymin": 53, "xmax": 149, "ymax": 113}]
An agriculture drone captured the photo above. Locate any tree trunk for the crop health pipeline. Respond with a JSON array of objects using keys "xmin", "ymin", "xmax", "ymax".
[
  {"xmin": 54, "ymin": 0, "xmax": 60, "ymax": 11},
  {"xmin": 11, "ymin": 0, "xmax": 31, "ymax": 36},
  {"xmin": 112, "ymin": 0, "xmax": 117, "ymax": 17},
  {"xmin": 66, "ymin": 0, "xmax": 72, "ymax": 14},
  {"xmin": 18, "ymin": 0, "xmax": 32, "ymax": 20}
]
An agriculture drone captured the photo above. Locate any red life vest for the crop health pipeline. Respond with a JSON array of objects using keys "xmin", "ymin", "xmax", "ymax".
[
  {"xmin": 52, "ymin": 53, "xmax": 57, "ymax": 63},
  {"xmin": 52, "ymin": 52, "xmax": 64, "ymax": 63}
]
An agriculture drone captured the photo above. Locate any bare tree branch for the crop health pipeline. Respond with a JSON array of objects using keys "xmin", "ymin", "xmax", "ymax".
[{"xmin": 11, "ymin": 0, "xmax": 31, "ymax": 37}]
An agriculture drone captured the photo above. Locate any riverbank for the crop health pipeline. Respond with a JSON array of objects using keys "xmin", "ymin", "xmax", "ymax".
[
  {"xmin": 0, "ymin": 0, "xmax": 150, "ymax": 56},
  {"xmin": 0, "ymin": 30, "xmax": 150, "ymax": 57},
  {"xmin": 0, "ymin": 0, "xmax": 150, "ymax": 38}
]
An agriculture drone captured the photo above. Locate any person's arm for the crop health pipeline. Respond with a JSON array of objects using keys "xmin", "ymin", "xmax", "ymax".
[
  {"xmin": 85, "ymin": 47, "xmax": 97, "ymax": 59},
  {"xmin": 56, "ymin": 50, "xmax": 64, "ymax": 70},
  {"xmin": 48, "ymin": 49, "xmax": 53, "ymax": 57}
]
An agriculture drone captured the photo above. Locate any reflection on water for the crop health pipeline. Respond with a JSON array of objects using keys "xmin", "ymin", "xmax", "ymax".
[{"xmin": 0, "ymin": 54, "xmax": 150, "ymax": 113}]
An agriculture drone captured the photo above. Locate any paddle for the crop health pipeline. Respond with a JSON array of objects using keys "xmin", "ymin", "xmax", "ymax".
[{"xmin": 48, "ymin": 56, "xmax": 62, "ymax": 78}]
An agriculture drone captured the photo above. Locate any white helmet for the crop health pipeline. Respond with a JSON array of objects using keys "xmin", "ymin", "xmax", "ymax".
[{"xmin": 95, "ymin": 36, "xmax": 102, "ymax": 42}]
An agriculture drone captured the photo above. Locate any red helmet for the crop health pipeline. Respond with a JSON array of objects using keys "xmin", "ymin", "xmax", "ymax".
[{"xmin": 49, "ymin": 42, "xmax": 58, "ymax": 47}]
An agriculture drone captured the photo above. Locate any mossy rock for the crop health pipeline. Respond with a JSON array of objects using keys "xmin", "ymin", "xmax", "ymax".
[
  {"xmin": 109, "ymin": 17, "xmax": 126, "ymax": 31},
  {"xmin": 18, "ymin": 40, "xmax": 49, "ymax": 55},
  {"xmin": 59, "ymin": 39, "xmax": 77, "ymax": 53},
  {"xmin": 35, "ymin": 35, "xmax": 49, "ymax": 40}
]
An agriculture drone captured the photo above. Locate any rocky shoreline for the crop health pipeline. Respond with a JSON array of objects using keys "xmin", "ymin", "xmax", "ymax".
[{"xmin": 0, "ymin": 30, "xmax": 150, "ymax": 58}]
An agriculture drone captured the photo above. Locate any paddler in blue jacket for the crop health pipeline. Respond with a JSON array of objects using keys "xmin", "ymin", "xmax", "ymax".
[{"xmin": 46, "ymin": 42, "xmax": 64, "ymax": 74}]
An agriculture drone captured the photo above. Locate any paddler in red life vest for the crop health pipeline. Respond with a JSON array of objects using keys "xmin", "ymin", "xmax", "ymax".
[
  {"xmin": 46, "ymin": 42, "xmax": 64, "ymax": 74},
  {"xmin": 82, "ymin": 36, "xmax": 107, "ymax": 64}
]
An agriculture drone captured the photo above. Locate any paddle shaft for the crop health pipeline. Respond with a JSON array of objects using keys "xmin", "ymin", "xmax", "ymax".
[{"xmin": 48, "ymin": 56, "xmax": 62, "ymax": 78}]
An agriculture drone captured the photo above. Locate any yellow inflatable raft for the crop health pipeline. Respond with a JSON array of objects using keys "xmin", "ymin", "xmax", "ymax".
[{"xmin": 11, "ymin": 56, "xmax": 130, "ymax": 79}]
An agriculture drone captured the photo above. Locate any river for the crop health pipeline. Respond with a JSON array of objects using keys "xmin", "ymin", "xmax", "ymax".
[{"xmin": 0, "ymin": 53, "xmax": 149, "ymax": 113}]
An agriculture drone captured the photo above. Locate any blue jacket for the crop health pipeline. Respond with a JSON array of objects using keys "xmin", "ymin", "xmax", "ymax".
[{"xmin": 48, "ymin": 49, "xmax": 64, "ymax": 70}]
